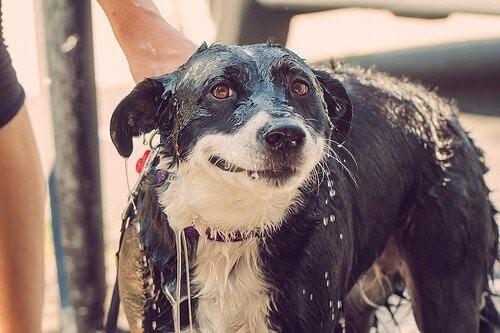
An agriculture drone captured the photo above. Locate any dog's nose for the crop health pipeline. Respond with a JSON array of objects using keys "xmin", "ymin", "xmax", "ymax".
[{"xmin": 264, "ymin": 124, "xmax": 306, "ymax": 150}]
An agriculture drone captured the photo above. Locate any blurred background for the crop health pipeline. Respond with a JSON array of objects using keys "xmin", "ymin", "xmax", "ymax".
[{"xmin": 2, "ymin": 0, "xmax": 499, "ymax": 331}]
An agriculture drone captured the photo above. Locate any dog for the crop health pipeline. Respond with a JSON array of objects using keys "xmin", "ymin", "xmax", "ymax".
[{"xmin": 109, "ymin": 42, "xmax": 498, "ymax": 332}]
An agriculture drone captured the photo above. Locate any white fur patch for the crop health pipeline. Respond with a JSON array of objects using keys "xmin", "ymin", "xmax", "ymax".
[
  {"xmin": 193, "ymin": 239, "xmax": 274, "ymax": 332},
  {"xmin": 157, "ymin": 111, "xmax": 325, "ymax": 331}
]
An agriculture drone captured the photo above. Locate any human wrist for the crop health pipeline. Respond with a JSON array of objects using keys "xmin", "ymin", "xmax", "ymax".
[
  {"xmin": 129, "ymin": 46, "xmax": 195, "ymax": 82},
  {"xmin": 97, "ymin": 0, "xmax": 197, "ymax": 81}
]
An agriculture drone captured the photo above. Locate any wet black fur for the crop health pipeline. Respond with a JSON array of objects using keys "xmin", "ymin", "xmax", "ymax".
[
  {"xmin": 111, "ymin": 43, "xmax": 498, "ymax": 332},
  {"xmin": 133, "ymin": 172, "xmax": 198, "ymax": 331},
  {"xmin": 261, "ymin": 64, "xmax": 499, "ymax": 332}
]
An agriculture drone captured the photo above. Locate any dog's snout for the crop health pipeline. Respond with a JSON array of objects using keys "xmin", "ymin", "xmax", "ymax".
[{"xmin": 264, "ymin": 124, "xmax": 306, "ymax": 151}]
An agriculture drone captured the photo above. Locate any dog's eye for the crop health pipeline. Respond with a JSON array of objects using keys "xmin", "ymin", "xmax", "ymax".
[
  {"xmin": 291, "ymin": 80, "xmax": 309, "ymax": 96},
  {"xmin": 211, "ymin": 83, "xmax": 234, "ymax": 99}
]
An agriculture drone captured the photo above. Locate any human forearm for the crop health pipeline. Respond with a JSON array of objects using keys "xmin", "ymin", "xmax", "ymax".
[
  {"xmin": 0, "ymin": 108, "xmax": 45, "ymax": 333},
  {"xmin": 97, "ymin": 0, "xmax": 197, "ymax": 81}
]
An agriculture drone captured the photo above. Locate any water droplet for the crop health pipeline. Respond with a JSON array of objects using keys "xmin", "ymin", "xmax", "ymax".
[
  {"xmin": 323, "ymin": 217, "xmax": 328, "ymax": 225},
  {"xmin": 337, "ymin": 300, "xmax": 342, "ymax": 309},
  {"xmin": 302, "ymin": 289, "xmax": 306, "ymax": 294},
  {"xmin": 310, "ymin": 294, "xmax": 314, "ymax": 300},
  {"xmin": 152, "ymin": 320, "xmax": 157, "ymax": 329},
  {"xmin": 329, "ymin": 189, "xmax": 336, "ymax": 197},
  {"xmin": 152, "ymin": 303, "xmax": 156, "ymax": 310},
  {"xmin": 327, "ymin": 180, "xmax": 333, "ymax": 187},
  {"xmin": 250, "ymin": 171, "xmax": 259, "ymax": 181},
  {"xmin": 331, "ymin": 313, "xmax": 335, "ymax": 321},
  {"xmin": 324, "ymin": 199, "xmax": 329, "ymax": 205},
  {"xmin": 326, "ymin": 280, "xmax": 330, "ymax": 287},
  {"xmin": 77, "ymin": 306, "xmax": 88, "ymax": 316},
  {"xmin": 329, "ymin": 300, "xmax": 333, "ymax": 308},
  {"xmin": 339, "ymin": 233, "xmax": 343, "ymax": 240},
  {"xmin": 329, "ymin": 214, "xmax": 335, "ymax": 222},
  {"xmin": 60, "ymin": 34, "xmax": 79, "ymax": 53},
  {"xmin": 324, "ymin": 271, "xmax": 329, "ymax": 279}
]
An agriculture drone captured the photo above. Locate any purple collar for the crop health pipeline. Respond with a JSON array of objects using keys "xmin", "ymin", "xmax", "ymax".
[{"xmin": 184, "ymin": 226, "xmax": 261, "ymax": 242}]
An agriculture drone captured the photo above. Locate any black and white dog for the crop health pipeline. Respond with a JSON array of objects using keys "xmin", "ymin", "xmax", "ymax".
[{"xmin": 110, "ymin": 42, "xmax": 498, "ymax": 332}]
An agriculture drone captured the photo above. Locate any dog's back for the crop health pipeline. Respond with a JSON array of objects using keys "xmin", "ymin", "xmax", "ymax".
[{"xmin": 339, "ymin": 62, "xmax": 497, "ymax": 281}]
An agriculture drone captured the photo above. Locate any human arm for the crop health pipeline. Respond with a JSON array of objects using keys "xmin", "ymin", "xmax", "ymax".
[{"xmin": 97, "ymin": 0, "xmax": 197, "ymax": 82}]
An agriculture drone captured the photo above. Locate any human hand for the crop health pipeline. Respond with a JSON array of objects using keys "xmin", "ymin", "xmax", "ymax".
[{"xmin": 98, "ymin": 0, "xmax": 198, "ymax": 82}]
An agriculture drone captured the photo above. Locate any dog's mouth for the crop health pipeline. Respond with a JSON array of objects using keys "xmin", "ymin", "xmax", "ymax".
[{"xmin": 208, "ymin": 155, "xmax": 298, "ymax": 180}]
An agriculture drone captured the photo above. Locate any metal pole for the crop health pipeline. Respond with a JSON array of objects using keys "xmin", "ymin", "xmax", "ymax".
[{"xmin": 42, "ymin": 1, "xmax": 106, "ymax": 331}]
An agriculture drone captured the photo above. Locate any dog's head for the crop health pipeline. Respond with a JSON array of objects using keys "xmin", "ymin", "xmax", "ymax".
[{"xmin": 111, "ymin": 43, "xmax": 351, "ymax": 195}]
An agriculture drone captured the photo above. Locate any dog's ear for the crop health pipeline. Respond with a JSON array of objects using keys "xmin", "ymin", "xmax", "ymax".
[
  {"xmin": 313, "ymin": 68, "xmax": 353, "ymax": 144},
  {"xmin": 110, "ymin": 75, "xmax": 176, "ymax": 157}
]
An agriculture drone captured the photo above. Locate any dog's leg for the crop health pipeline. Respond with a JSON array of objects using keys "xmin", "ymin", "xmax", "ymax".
[
  {"xmin": 344, "ymin": 266, "xmax": 398, "ymax": 332},
  {"xmin": 394, "ymin": 187, "xmax": 496, "ymax": 333},
  {"xmin": 344, "ymin": 237, "xmax": 404, "ymax": 332}
]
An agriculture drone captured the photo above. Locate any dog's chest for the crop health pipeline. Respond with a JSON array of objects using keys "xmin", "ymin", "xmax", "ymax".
[
  {"xmin": 158, "ymin": 176, "xmax": 290, "ymax": 332},
  {"xmin": 193, "ymin": 240, "xmax": 272, "ymax": 332}
]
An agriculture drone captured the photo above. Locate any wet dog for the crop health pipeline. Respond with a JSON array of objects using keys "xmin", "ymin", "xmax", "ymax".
[{"xmin": 110, "ymin": 42, "xmax": 498, "ymax": 332}]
